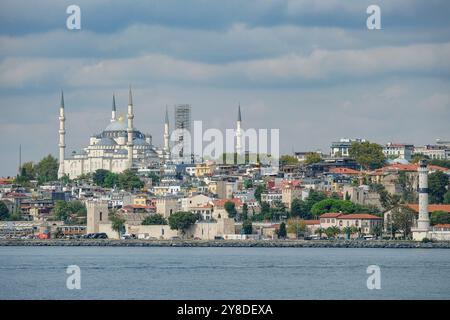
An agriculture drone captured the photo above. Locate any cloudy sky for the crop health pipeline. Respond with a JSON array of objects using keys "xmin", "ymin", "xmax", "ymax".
[{"xmin": 0, "ymin": 0, "xmax": 449, "ymax": 176}]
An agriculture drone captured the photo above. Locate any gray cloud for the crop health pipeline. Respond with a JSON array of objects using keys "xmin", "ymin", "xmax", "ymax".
[{"xmin": 0, "ymin": 0, "xmax": 450, "ymax": 176}]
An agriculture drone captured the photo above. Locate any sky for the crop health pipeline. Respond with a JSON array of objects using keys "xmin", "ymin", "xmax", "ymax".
[{"xmin": 0, "ymin": 0, "xmax": 449, "ymax": 176}]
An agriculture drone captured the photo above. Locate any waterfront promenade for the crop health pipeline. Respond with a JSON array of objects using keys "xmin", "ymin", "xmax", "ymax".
[{"xmin": 1, "ymin": 239, "xmax": 450, "ymax": 248}]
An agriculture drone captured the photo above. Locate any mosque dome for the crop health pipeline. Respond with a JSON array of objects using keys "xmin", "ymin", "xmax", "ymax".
[
  {"xmin": 97, "ymin": 137, "xmax": 117, "ymax": 146},
  {"xmin": 105, "ymin": 119, "xmax": 127, "ymax": 132}
]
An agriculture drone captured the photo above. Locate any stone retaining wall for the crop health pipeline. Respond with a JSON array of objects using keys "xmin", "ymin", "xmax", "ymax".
[{"xmin": 1, "ymin": 239, "xmax": 450, "ymax": 248}]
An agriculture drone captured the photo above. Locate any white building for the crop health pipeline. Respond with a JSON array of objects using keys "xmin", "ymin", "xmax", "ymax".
[
  {"xmin": 383, "ymin": 143, "xmax": 414, "ymax": 161},
  {"xmin": 414, "ymin": 145, "xmax": 450, "ymax": 160},
  {"xmin": 330, "ymin": 138, "xmax": 366, "ymax": 157},
  {"xmin": 58, "ymin": 89, "xmax": 165, "ymax": 179}
]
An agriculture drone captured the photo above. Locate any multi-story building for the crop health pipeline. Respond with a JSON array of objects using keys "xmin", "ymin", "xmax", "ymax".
[
  {"xmin": 261, "ymin": 190, "xmax": 282, "ymax": 206},
  {"xmin": 330, "ymin": 138, "xmax": 366, "ymax": 158},
  {"xmin": 414, "ymin": 145, "xmax": 450, "ymax": 160},
  {"xmin": 281, "ymin": 181, "xmax": 302, "ymax": 210},
  {"xmin": 383, "ymin": 143, "xmax": 414, "ymax": 161},
  {"xmin": 319, "ymin": 212, "xmax": 383, "ymax": 235}
]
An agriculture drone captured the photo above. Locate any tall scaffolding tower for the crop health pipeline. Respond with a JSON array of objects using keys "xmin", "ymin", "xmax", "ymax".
[{"xmin": 174, "ymin": 104, "xmax": 192, "ymax": 163}]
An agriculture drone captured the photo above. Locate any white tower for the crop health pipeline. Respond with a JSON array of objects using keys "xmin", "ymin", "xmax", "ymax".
[
  {"xmin": 111, "ymin": 93, "xmax": 117, "ymax": 122},
  {"xmin": 417, "ymin": 159, "xmax": 430, "ymax": 230},
  {"xmin": 127, "ymin": 87, "xmax": 134, "ymax": 169},
  {"xmin": 163, "ymin": 105, "xmax": 170, "ymax": 159},
  {"xmin": 236, "ymin": 103, "xmax": 243, "ymax": 155},
  {"xmin": 57, "ymin": 91, "xmax": 66, "ymax": 178}
]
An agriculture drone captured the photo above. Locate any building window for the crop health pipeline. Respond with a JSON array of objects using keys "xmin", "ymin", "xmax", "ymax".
[{"xmin": 99, "ymin": 212, "xmax": 103, "ymax": 221}]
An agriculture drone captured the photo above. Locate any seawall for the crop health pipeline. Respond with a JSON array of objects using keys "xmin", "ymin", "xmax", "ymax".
[{"xmin": 1, "ymin": 239, "xmax": 450, "ymax": 248}]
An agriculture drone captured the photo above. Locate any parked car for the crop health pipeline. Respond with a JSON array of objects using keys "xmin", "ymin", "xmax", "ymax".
[
  {"xmin": 82, "ymin": 233, "xmax": 95, "ymax": 239},
  {"xmin": 93, "ymin": 233, "xmax": 108, "ymax": 239}
]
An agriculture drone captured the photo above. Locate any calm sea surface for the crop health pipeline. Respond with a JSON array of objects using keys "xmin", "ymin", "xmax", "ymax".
[{"xmin": 0, "ymin": 246, "xmax": 449, "ymax": 299}]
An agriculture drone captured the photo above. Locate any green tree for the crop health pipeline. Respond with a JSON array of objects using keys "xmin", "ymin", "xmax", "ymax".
[
  {"xmin": 0, "ymin": 201, "xmax": 9, "ymax": 220},
  {"xmin": 278, "ymin": 222, "xmax": 287, "ymax": 239},
  {"xmin": 372, "ymin": 223, "xmax": 383, "ymax": 238},
  {"xmin": 325, "ymin": 226, "xmax": 340, "ymax": 238},
  {"xmin": 110, "ymin": 213, "xmax": 126, "ymax": 238},
  {"xmin": 34, "ymin": 155, "xmax": 59, "ymax": 184},
  {"xmin": 349, "ymin": 141, "xmax": 386, "ymax": 170},
  {"xmin": 444, "ymin": 191, "xmax": 450, "ymax": 204},
  {"xmin": 290, "ymin": 198, "xmax": 307, "ymax": 218},
  {"xmin": 243, "ymin": 179, "xmax": 253, "ymax": 189},
  {"xmin": 16, "ymin": 161, "xmax": 35, "ymax": 184},
  {"xmin": 428, "ymin": 171, "xmax": 449, "ymax": 204},
  {"xmin": 147, "ymin": 172, "xmax": 160, "ymax": 185},
  {"xmin": 53, "ymin": 200, "xmax": 86, "ymax": 224},
  {"xmin": 142, "ymin": 214, "xmax": 167, "ymax": 225},
  {"xmin": 280, "ymin": 155, "xmax": 299, "ymax": 166},
  {"xmin": 53, "ymin": 201, "xmax": 70, "ymax": 221},
  {"xmin": 271, "ymin": 200, "xmax": 287, "ymax": 221},
  {"xmin": 93, "ymin": 169, "xmax": 109, "ymax": 186},
  {"xmin": 224, "ymin": 201, "xmax": 238, "ymax": 219},
  {"xmin": 391, "ymin": 206, "xmax": 415, "ymax": 239},
  {"xmin": 118, "ymin": 170, "xmax": 144, "ymax": 191},
  {"xmin": 411, "ymin": 153, "xmax": 430, "ymax": 164},
  {"xmin": 104, "ymin": 171, "xmax": 120, "ymax": 188},
  {"xmin": 242, "ymin": 220, "xmax": 253, "ymax": 235},
  {"xmin": 312, "ymin": 199, "xmax": 356, "ymax": 216},
  {"xmin": 254, "ymin": 184, "xmax": 266, "ymax": 203},
  {"xmin": 168, "ymin": 211, "xmax": 200, "ymax": 237},
  {"xmin": 242, "ymin": 203, "xmax": 249, "ymax": 220},
  {"xmin": 312, "ymin": 198, "xmax": 380, "ymax": 217},
  {"xmin": 305, "ymin": 152, "xmax": 321, "ymax": 165},
  {"xmin": 430, "ymin": 211, "xmax": 450, "ymax": 226},
  {"xmin": 287, "ymin": 218, "xmax": 306, "ymax": 238}
]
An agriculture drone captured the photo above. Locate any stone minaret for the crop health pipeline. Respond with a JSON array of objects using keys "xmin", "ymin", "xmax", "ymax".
[
  {"xmin": 163, "ymin": 105, "xmax": 170, "ymax": 159},
  {"xmin": 236, "ymin": 103, "xmax": 243, "ymax": 155},
  {"xmin": 57, "ymin": 91, "xmax": 66, "ymax": 178},
  {"xmin": 417, "ymin": 159, "xmax": 430, "ymax": 230},
  {"xmin": 127, "ymin": 87, "xmax": 134, "ymax": 169},
  {"xmin": 111, "ymin": 93, "xmax": 117, "ymax": 122}
]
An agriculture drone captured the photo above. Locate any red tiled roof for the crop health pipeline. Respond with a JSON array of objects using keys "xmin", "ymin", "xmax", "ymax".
[
  {"xmin": 303, "ymin": 220, "xmax": 320, "ymax": 225},
  {"xmin": 320, "ymin": 213, "xmax": 342, "ymax": 218},
  {"xmin": 381, "ymin": 164, "xmax": 449, "ymax": 173},
  {"xmin": 329, "ymin": 167, "xmax": 361, "ymax": 175},
  {"xmin": 434, "ymin": 224, "xmax": 450, "ymax": 228},
  {"xmin": 213, "ymin": 198, "xmax": 242, "ymax": 207},
  {"xmin": 281, "ymin": 180, "xmax": 302, "ymax": 187},
  {"xmin": 339, "ymin": 214, "xmax": 382, "ymax": 220},
  {"xmin": 320, "ymin": 213, "xmax": 382, "ymax": 220},
  {"xmin": 406, "ymin": 204, "xmax": 450, "ymax": 213}
]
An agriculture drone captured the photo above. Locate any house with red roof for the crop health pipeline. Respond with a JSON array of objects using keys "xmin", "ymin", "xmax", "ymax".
[{"xmin": 319, "ymin": 212, "xmax": 382, "ymax": 234}]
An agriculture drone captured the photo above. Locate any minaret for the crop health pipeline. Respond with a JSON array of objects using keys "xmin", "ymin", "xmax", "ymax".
[
  {"xmin": 127, "ymin": 86, "xmax": 134, "ymax": 169},
  {"xmin": 57, "ymin": 91, "xmax": 66, "ymax": 178},
  {"xmin": 111, "ymin": 93, "xmax": 117, "ymax": 122},
  {"xmin": 417, "ymin": 159, "xmax": 430, "ymax": 230},
  {"xmin": 236, "ymin": 103, "xmax": 242, "ymax": 155},
  {"xmin": 163, "ymin": 105, "xmax": 170, "ymax": 159}
]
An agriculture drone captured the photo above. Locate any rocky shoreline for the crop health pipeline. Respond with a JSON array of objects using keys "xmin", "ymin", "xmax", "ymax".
[{"xmin": 1, "ymin": 239, "xmax": 450, "ymax": 248}]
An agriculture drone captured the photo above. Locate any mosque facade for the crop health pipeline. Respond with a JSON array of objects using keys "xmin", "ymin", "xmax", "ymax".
[{"xmin": 57, "ymin": 88, "xmax": 169, "ymax": 179}]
